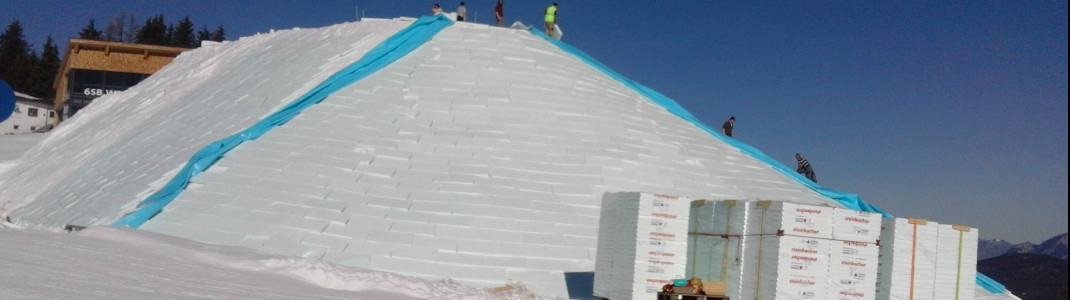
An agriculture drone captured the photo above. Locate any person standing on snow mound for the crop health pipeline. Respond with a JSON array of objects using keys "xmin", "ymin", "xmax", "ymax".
[
  {"xmin": 495, "ymin": 0, "xmax": 505, "ymax": 27},
  {"xmin": 456, "ymin": 2, "xmax": 467, "ymax": 21},
  {"xmin": 432, "ymin": 3, "xmax": 444, "ymax": 15},
  {"xmin": 796, "ymin": 153, "xmax": 816, "ymax": 183},
  {"xmin": 721, "ymin": 116, "xmax": 735, "ymax": 137},
  {"xmin": 544, "ymin": 3, "xmax": 558, "ymax": 37}
]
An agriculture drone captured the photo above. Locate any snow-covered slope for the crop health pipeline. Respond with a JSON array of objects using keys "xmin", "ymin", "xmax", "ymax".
[
  {"xmin": 0, "ymin": 226, "xmax": 542, "ymax": 299},
  {"xmin": 0, "ymin": 16, "xmax": 1020, "ymax": 299}
]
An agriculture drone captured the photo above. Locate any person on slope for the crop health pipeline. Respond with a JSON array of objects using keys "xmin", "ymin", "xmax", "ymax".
[
  {"xmin": 721, "ymin": 116, "xmax": 735, "ymax": 137},
  {"xmin": 432, "ymin": 3, "xmax": 444, "ymax": 15},
  {"xmin": 544, "ymin": 3, "xmax": 558, "ymax": 37},
  {"xmin": 795, "ymin": 153, "xmax": 817, "ymax": 183},
  {"xmin": 457, "ymin": 2, "xmax": 467, "ymax": 21},
  {"xmin": 495, "ymin": 0, "xmax": 505, "ymax": 27}
]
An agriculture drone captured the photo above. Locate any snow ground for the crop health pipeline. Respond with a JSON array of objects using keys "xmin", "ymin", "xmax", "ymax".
[
  {"xmin": 0, "ymin": 132, "xmax": 44, "ymax": 172},
  {"xmin": 0, "ymin": 225, "xmax": 549, "ymax": 299}
]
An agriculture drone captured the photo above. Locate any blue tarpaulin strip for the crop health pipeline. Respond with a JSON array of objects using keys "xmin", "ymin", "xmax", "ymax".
[
  {"xmin": 527, "ymin": 27, "xmax": 1007, "ymax": 295},
  {"xmin": 976, "ymin": 273, "xmax": 1007, "ymax": 294},
  {"xmin": 112, "ymin": 15, "xmax": 455, "ymax": 228}
]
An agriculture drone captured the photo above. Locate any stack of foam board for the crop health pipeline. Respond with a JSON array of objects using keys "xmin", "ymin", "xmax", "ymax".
[
  {"xmin": 876, "ymin": 218, "xmax": 939, "ymax": 300},
  {"xmin": 686, "ymin": 200, "xmax": 746, "ymax": 294},
  {"xmin": 828, "ymin": 208, "xmax": 883, "ymax": 300},
  {"xmin": 734, "ymin": 201, "xmax": 836, "ymax": 300},
  {"xmin": 594, "ymin": 192, "xmax": 691, "ymax": 300},
  {"xmin": 934, "ymin": 224, "xmax": 978, "ymax": 300}
]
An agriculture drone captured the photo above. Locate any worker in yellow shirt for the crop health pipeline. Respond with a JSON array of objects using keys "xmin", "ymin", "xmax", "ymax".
[{"xmin": 544, "ymin": 3, "xmax": 558, "ymax": 37}]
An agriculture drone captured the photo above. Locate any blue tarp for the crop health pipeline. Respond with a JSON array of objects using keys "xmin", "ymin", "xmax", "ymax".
[
  {"xmin": 526, "ymin": 27, "xmax": 1007, "ymax": 295},
  {"xmin": 112, "ymin": 15, "xmax": 456, "ymax": 228}
]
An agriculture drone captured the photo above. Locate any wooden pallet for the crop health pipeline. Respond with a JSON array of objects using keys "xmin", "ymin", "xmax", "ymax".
[{"xmin": 655, "ymin": 292, "xmax": 728, "ymax": 300}]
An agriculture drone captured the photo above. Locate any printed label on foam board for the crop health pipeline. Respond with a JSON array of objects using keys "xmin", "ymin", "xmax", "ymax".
[
  {"xmin": 832, "ymin": 288, "xmax": 870, "ymax": 300},
  {"xmin": 644, "ymin": 229, "xmax": 685, "ymax": 242},
  {"xmin": 748, "ymin": 201, "xmax": 834, "ymax": 239},
  {"xmin": 639, "ymin": 193, "xmax": 690, "ymax": 212},
  {"xmin": 832, "ymin": 208, "xmax": 882, "ymax": 243}
]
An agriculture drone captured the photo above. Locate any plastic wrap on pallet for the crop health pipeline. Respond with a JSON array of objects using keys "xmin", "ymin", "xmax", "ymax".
[
  {"xmin": 687, "ymin": 200, "xmax": 746, "ymax": 298},
  {"xmin": 935, "ymin": 224, "xmax": 978, "ymax": 300},
  {"xmin": 876, "ymin": 218, "xmax": 939, "ymax": 300}
]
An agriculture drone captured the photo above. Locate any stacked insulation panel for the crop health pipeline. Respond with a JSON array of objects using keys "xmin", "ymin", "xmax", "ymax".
[
  {"xmin": 875, "ymin": 218, "xmax": 940, "ymax": 300},
  {"xmin": 934, "ymin": 224, "xmax": 978, "ymax": 300},
  {"xmin": 828, "ymin": 208, "xmax": 883, "ymax": 300},
  {"xmin": 735, "ymin": 200, "xmax": 835, "ymax": 300},
  {"xmin": 594, "ymin": 192, "xmax": 691, "ymax": 300},
  {"xmin": 688, "ymin": 200, "xmax": 883, "ymax": 300}
]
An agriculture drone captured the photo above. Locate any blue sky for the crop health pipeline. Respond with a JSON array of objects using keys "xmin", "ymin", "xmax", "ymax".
[{"xmin": 4, "ymin": 1, "xmax": 1066, "ymax": 243}]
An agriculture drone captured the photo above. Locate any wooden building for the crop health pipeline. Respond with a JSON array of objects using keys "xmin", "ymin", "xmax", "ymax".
[{"xmin": 52, "ymin": 39, "xmax": 190, "ymax": 122}]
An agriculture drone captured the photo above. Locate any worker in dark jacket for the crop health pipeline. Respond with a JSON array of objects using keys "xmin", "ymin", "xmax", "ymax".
[
  {"xmin": 795, "ymin": 153, "xmax": 816, "ymax": 182},
  {"xmin": 721, "ymin": 116, "xmax": 735, "ymax": 137}
]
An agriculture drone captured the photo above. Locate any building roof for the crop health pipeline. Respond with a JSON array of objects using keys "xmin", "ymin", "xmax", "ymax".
[{"xmin": 14, "ymin": 91, "xmax": 40, "ymax": 100}]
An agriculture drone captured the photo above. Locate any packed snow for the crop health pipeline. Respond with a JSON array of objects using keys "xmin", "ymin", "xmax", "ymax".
[{"xmin": 0, "ymin": 225, "xmax": 547, "ymax": 299}]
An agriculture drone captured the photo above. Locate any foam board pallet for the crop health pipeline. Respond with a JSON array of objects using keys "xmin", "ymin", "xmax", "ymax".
[
  {"xmin": 934, "ymin": 224, "xmax": 978, "ymax": 300},
  {"xmin": 876, "ymin": 218, "xmax": 939, "ymax": 300},
  {"xmin": 828, "ymin": 240, "xmax": 880, "ymax": 300},
  {"xmin": 737, "ymin": 235, "xmax": 832, "ymax": 300},
  {"xmin": 594, "ymin": 192, "xmax": 690, "ymax": 300}
]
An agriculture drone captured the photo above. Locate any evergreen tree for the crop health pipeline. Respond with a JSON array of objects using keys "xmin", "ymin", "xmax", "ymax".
[
  {"xmin": 171, "ymin": 16, "xmax": 196, "ymax": 48},
  {"xmin": 166, "ymin": 25, "xmax": 175, "ymax": 46},
  {"xmin": 210, "ymin": 25, "xmax": 225, "ymax": 42},
  {"xmin": 136, "ymin": 15, "xmax": 169, "ymax": 46},
  {"xmin": 196, "ymin": 26, "xmax": 212, "ymax": 46},
  {"xmin": 79, "ymin": 19, "xmax": 103, "ymax": 40},
  {"xmin": 0, "ymin": 20, "xmax": 36, "ymax": 94},
  {"xmin": 33, "ymin": 36, "xmax": 61, "ymax": 100}
]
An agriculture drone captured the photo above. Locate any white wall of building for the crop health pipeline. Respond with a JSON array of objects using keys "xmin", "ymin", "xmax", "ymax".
[{"xmin": 1, "ymin": 93, "xmax": 55, "ymax": 135}]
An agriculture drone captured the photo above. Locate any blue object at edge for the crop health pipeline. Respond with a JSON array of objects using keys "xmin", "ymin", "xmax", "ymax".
[
  {"xmin": 112, "ymin": 15, "xmax": 455, "ymax": 228},
  {"xmin": 526, "ymin": 28, "xmax": 1006, "ymax": 295},
  {"xmin": 0, "ymin": 79, "xmax": 16, "ymax": 123}
]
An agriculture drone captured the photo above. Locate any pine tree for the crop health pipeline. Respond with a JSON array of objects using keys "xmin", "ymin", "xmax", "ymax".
[
  {"xmin": 171, "ymin": 16, "xmax": 196, "ymax": 48},
  {"xmin": 196, "ymin": 26, "xmax": 212, "ymax": 46},
  {"xmin": 79, "ymin": 19, "xmax": 103, "ymax": 40},
  {"xmin": 0, "ymin": 20, "xmax": 36, "ymax": 94},
  {"xmin": 33, "ymin": 36, "xmax": 61, "ymax": 100},
  {"xmin": 166, "ymin": 25, "xmax": 175, "ymax": 46},
  {"xmin": 211, "ymin": 25, "xmax": 225, "ymax": 42},
  {"xmin": 136, "ymin": 15, "xmax": 169, "ymax": 46}
]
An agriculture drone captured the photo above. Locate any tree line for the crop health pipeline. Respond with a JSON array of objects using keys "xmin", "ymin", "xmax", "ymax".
[{"xmin": 1, "ymin": 13, "xmax": 226, "ymax": 102}]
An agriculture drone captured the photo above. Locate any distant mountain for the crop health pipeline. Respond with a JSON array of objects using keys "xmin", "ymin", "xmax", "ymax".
[
  {"xmin": 978, "ymin": 253, "xmax": 1068, "ymax": 300},
  {"xmin": 979, "ymin": 233, "xmax": 1068, "ymax": 261},
  {"xmin": 1004, "ymin": 233, "xmax": 1068, "ymax": 260},
  {"xmin": 1006, "ymin": 242, "xmax": 1037, "ymax": 255},
  {"xmin": 979, "ymin": 239, "xmax": 1016, "ymax": 260},
  {"xmin": 1034, "ymin": 233, "xmax": 1068, "ymax": 260}
]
